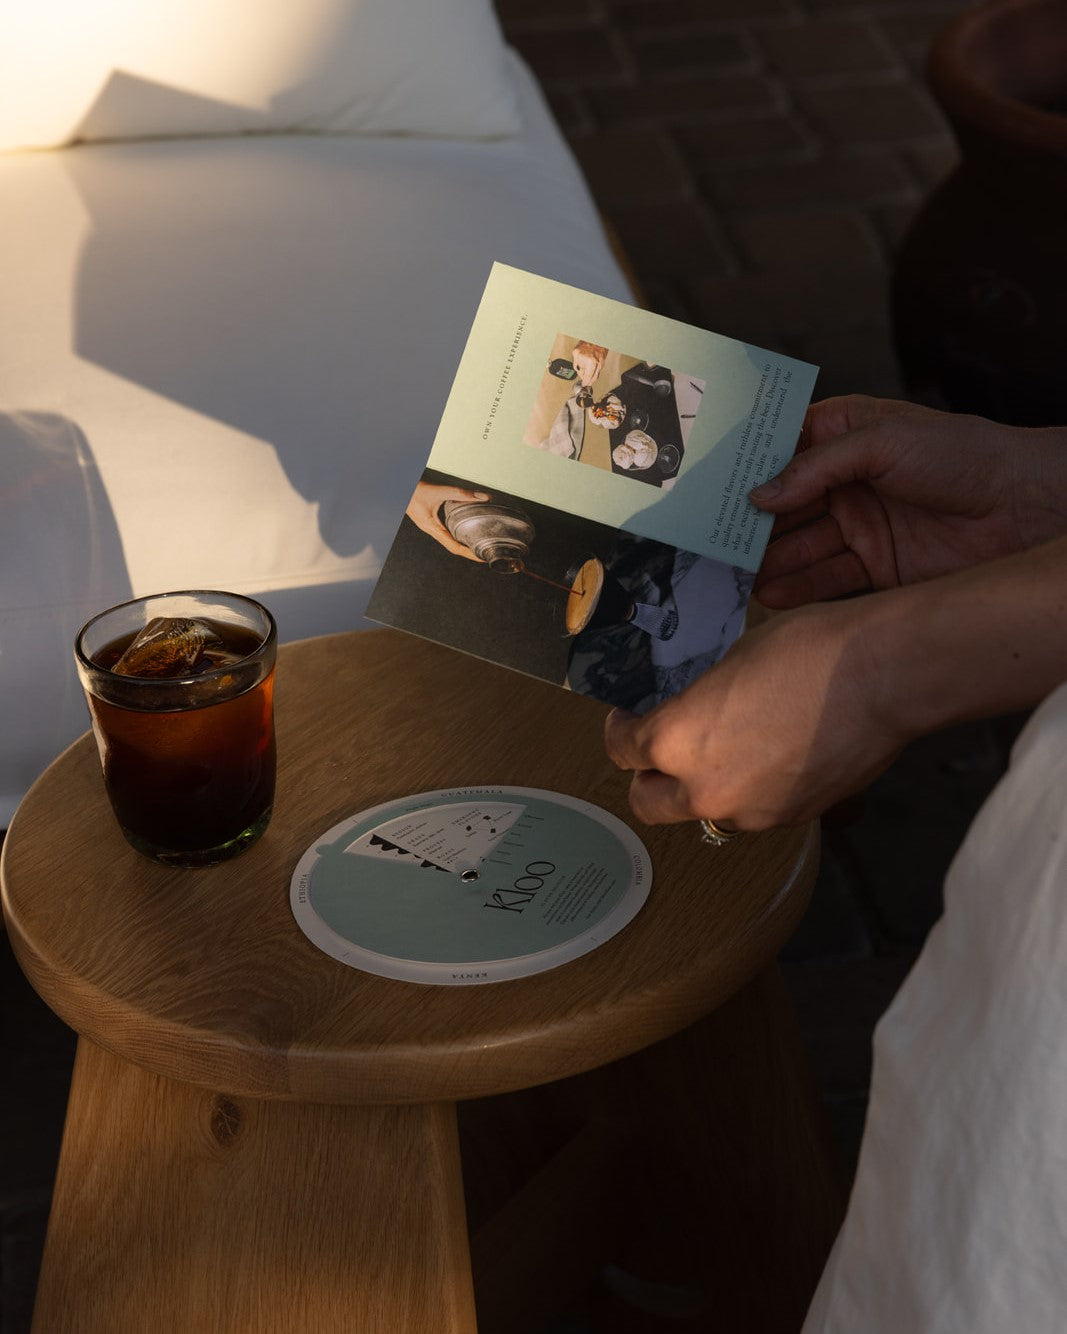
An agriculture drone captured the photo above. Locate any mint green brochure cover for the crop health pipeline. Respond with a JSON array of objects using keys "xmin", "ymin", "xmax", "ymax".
[
  {"xmin": 367, "ymin": 264, "xmax": 819, "ymax": 717},
  {"xmin": 425, "ymin": 263, "xmax": 817, "ymax": 569}
]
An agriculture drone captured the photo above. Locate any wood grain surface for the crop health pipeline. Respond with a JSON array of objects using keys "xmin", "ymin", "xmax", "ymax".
[
  {"xmin": 3, "ymin": 629, "xmax": 838, "ymax": 1334},
  {"xmin": 2, "ymin": 629, "xmax": 819, "ymax": 1105},
  {"xmin": 31, "ymin": 1038, "xmax": 477, "ymax": 1334}
]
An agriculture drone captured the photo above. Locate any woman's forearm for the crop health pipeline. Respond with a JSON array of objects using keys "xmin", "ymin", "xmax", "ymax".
[{"xmin": 868, "ymin": 534, "xmax": 1067, "ymax": 742}]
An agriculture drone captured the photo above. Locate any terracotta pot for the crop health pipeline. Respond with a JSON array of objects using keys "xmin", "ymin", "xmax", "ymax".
[{"xmin": 891, "ymin": 0, "xmax": 1067, "ymax": 425}]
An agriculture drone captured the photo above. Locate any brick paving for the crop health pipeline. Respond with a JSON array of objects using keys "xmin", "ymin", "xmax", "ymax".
[
  {"xmin": 1, "ymin": 4, "xmax": 999, "ymax": 1331},
  {"xmin": 499, "ymin": 0, "xmax": 969, "ymax": 399}
]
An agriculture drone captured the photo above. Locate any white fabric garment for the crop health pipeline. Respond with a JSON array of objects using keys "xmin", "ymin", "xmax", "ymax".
[{"xmin": 804, "ymin": 679, "xmax": 1067, "ymax": 1333}]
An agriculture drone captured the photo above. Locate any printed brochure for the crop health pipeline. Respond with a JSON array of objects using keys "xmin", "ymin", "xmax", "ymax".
[{"xmin": 367, "ymin": 263, "xmax": 818, "ymax": 713}]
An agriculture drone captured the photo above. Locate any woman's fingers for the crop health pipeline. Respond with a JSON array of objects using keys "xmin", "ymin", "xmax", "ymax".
[
  {"xmin": 755, "ymin": 516, "xmax": 873, "ymax": 606},
  {"xmin": 627, "ymin": 768, "xmax": 697, "ymax": 827},
  {"xmin": 604, "ymin": 710, "xmax": 712, "ymax": 827}
]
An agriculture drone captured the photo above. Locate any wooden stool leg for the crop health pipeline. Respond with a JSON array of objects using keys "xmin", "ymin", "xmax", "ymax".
[
  {"xmin": 32, "ymin": 1038, "xmax": 477, "ymax": 1334},
  {"xmin": 596, "ymin": 963, "xmax": 848, "ymax": 1333}
]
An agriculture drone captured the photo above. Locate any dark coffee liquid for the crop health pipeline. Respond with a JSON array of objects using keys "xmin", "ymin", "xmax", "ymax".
[{"xmin": 89, "ymin": 622, "xmax": 275, "ymax": 860}]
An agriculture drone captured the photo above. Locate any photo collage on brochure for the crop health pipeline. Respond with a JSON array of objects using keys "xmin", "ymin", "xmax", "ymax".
[{"xmin": 367, "ymin": 264, "xmax": 818, "ymax": 715}]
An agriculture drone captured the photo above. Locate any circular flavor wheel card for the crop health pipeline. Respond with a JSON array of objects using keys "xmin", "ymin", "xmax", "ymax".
[{"xmin": 290, "ymin": 787, "xmax": 652, "ymax": 985}]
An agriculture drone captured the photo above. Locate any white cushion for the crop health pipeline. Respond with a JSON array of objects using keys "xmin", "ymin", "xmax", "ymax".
[
  {"xmin": 0, "ymin": 52, "xmax": 633, "ymax": 824},
  {"xmin": 0, "ymin": 0, "xmax": 521, "ymax": 152}
]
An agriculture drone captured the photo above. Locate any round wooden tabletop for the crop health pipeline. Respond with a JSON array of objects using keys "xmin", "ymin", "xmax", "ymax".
[{"xmin": 1, "ymin": 629, "xmax": 817, "ymax": 1106}]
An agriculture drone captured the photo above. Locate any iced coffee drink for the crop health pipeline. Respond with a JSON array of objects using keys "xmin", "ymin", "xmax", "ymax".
[{"xmin": 75, "ymin": 591, "xmax": 277, "ymax": 868}]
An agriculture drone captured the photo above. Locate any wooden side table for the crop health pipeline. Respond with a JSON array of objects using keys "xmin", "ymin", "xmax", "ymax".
[{"xmin": 2, "ymin": 629, "xmax": 844, "ymax": 1333}]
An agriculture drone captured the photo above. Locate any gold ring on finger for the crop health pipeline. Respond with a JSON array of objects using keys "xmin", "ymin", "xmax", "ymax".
[{"xmin": 699, "ymin": 818, "xmax": 742, "ymax": 847}]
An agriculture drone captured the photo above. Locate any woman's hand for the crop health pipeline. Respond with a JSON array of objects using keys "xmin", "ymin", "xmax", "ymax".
[
  {"xmin": 604, "ymin": 597, "xmax": 907, "ymax": 830},
  {"xmin": 605, "ymin": 535, "xmax": 1067, "ymax": 831},
  {"xmin": 571, "ymin": 341, "xmax": 608, "ymax": 388},
  {"xmin": 405, "ymin": 481, "xmax": 491, "ymax": 561},
  {"xmin": 753, "ymin": 395, "xmax": 1067, "ymax": 607}
]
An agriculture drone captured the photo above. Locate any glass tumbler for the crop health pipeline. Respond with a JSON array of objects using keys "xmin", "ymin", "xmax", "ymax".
[{"xmin": 75, "ymin": 590, "xmax": 277, "ymax": 868}]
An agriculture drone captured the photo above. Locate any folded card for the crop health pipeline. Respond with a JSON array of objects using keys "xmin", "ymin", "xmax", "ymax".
[{"xmin": 368, "ymin": 263, "xmax": 818, "ymax": 715}]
